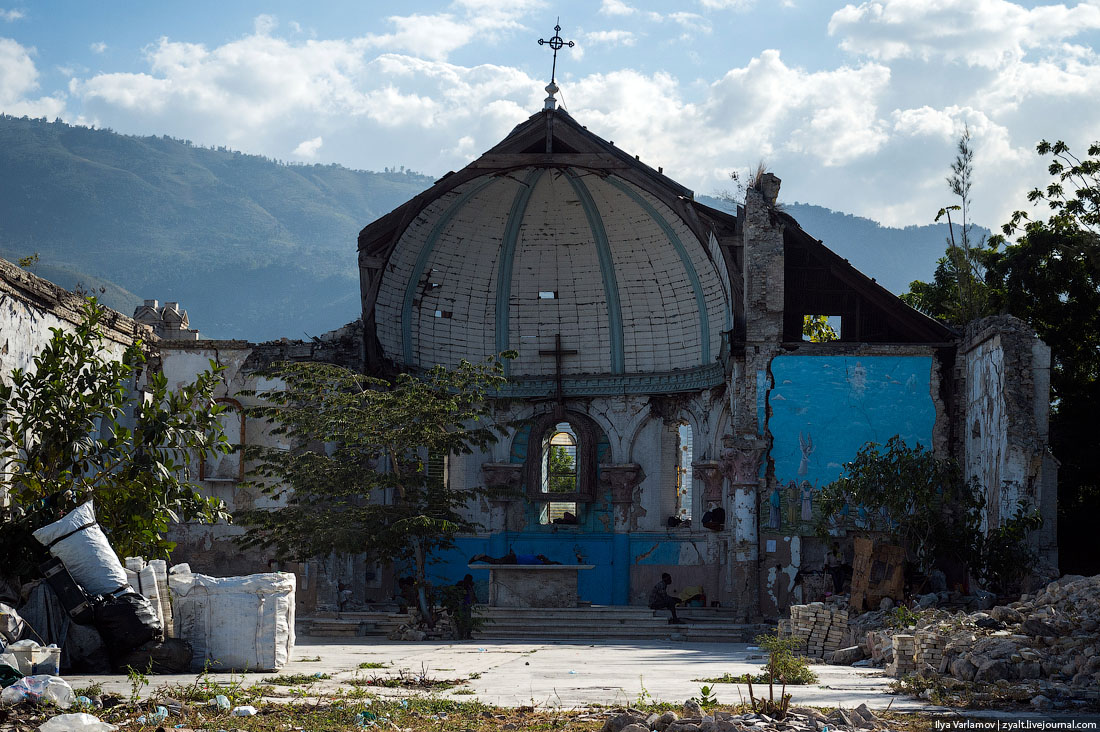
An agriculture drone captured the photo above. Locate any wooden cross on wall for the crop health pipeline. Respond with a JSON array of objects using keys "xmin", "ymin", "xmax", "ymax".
[{"xmin": 539, "ymin": 333, "xmax": 577, "ymax": 414}]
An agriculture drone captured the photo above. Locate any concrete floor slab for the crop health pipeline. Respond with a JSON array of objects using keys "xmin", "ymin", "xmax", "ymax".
[{"xmin": 65, "ymin": 636, "xmax": 931, "ymax": 711}]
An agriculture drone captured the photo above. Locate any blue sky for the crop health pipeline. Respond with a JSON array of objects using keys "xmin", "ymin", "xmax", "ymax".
[{"xmin": 3, "ymin": 0, "xmax": 1100, "ymax": 229}]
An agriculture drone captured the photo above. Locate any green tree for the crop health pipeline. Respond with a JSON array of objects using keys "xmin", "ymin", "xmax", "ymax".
[
  {"xmin": 546, "ymin": 444, "xmax": 576, "ymax": 493},
  {"xmin": 801, "ymin": 314, "xmax": 838, "ymax": 342},
  {"xmin": 902, "ymin": 127, "xmax": 997, "ymax": 324},
  {"xmin": 0, "ymin": 300, "xmax": 230, "ymax": 575},
  {"xmin": 235, "ymin": 356, "xmax": 512, "ymax": 622},
  {"xmin": 986, "ymin": 139, "xmax": 1100, "ymax": 573},
  {"xmin": 815, "ymin": 436, "xmax": 984, "ymax": 576}
]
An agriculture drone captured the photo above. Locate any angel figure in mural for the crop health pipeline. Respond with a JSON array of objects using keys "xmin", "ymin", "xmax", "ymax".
[
  {"xmin": 768, "ymin": 485, "xmax": 782, "ymax": 530},
  {"xmin": 800, "ymin": 480, "xmax": 814, "ymax": 522},
  {"xmin": 785, "ymin": 480, "xmax": 799, "ymax": 526},
  {"xmin": 798, "ymin": 431, "xmax": 814, "ymax": 477}
]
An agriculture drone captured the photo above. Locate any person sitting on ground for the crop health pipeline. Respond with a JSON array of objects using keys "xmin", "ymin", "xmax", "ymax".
[
  {"xmin": 649, "ymin": 572, "xmax": 685, "ymax": 624},
  {"xmin": 396, "ymin": 576, "xmax": 417, "ymax": 612},
  {"xmin": 701, "ymin": 503, "xmax": 725, "ymax": 531}
]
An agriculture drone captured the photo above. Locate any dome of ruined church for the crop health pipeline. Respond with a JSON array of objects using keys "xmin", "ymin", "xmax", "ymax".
[{"xmin": 362, "ymin": 110, "xmax": 733, "ymax": 394}]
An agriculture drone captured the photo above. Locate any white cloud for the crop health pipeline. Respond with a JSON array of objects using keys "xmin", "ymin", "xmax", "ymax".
[
  {"xmin": 253, "ymin": 14, "xmax": 277, "ymax": 36},
  {"xmin": 698, "ymin": 0, "xmax": 755, "ymax": 9},
  {"xmin": 292, "ymin": 135, "xmax": 323, "ymax": 158},
  {"xmin": 600, "ymin": 0, "xmax": 635, "ymax": 15},
  {"xmin": 829, "ymin": 0, "xmax": 1100, "ymax": 68},
  {"xmin": 668, "ymin": 12, "xmax": 712, "ymax": 36},
  {"xmin": 584, "ymin": 30, "xmax": 637, "ymax": 47},
  {"xmin": 0, "ymin": 38, "xmax": 65, "ymax": 118},
  {"xmin": 89, "ymin": 42, "xmax": 107, "ymax": 54},
  {"xmin": 0, "ymin": 8, "xmax": 23, "ymax": 21}
]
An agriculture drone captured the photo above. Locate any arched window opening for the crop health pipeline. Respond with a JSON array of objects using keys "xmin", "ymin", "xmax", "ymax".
[
  {"xmin": 541, "ymin": 422, "xmax": 578, "ymax": 524},
  {"xmin": 676, "ymin": 421, "xmax": 694, "ymax": 520}
]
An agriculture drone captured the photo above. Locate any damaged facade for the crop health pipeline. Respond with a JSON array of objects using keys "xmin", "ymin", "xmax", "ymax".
[{"xmin": 0, "ymin": 99, "xmax": 1058, "ymax": 618}]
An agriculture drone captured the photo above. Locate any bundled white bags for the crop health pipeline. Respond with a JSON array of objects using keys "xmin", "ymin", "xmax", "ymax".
[
  {"xmin": 169, "ymin": 571, "xmax": 295, "ymax": 671},
  {"xmin": 32, "ymin": 502, "xmax": 128, "ymax": 596}
]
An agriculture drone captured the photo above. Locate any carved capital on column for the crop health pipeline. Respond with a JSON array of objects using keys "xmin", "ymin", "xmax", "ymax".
[
  {"xmin": 719, "ymin": 434, "xmax": 767, "ymax": 487},
  {"xmin": 600, "ymin": 463, "xmax": 646, "ymax": 504},
  {"xmin": 692, "ymin": 460, "xmax": 725, "ymax": 503}
]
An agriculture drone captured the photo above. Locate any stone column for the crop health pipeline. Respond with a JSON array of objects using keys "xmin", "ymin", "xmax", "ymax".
[
  {"xmin": 599, "ymin": 463, "xmax": 646, "ymax": 606},
  {"xmin": 720, "ymin": 434, "xmax": 767, "ymax": 621},
  {"xmin": 481, "ymin": 462, "xmax": 524, "ymax": 557}
]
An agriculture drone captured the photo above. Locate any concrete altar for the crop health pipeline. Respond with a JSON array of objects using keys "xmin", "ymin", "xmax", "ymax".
[{"xmin": 469, "ymin": 564, "xmax": 595, "ymax": 608}]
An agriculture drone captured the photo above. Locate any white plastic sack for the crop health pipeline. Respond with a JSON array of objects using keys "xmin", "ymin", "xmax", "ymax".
[
  {"xmin": 0, "ymin": 602, "xmax": 24, "ymax": 643},
  {"xmin": 32, "ymin": 502, "xmax": 129, "ymax": 596},
  {"xmin": 38, "ymin": 712, "xmax": 117, "ymax": 731},
  {"xmin": 0, "ymin": 675, "xmax": 74, "ymax": 708},
  {"xmin": 170, "ymin": 572, "xmax": 295, "ymax": 671}
]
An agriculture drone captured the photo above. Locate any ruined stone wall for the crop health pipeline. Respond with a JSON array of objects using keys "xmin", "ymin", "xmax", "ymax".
[
  {"xmin": 0, "ymin": 257, "xmax": 148, "ymax": 378},
  {"xmin": 158, "ymin": 321, "xmax": 369, "ymax": 613},
  {"xmin": 959, "ymin": 315, "xmax": 1057, "ymax": 567}
]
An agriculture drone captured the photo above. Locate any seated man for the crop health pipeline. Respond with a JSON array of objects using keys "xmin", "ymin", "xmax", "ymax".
[{"xmin": 648, "ymin": 572, "xmax": 685, "ymax": 624}]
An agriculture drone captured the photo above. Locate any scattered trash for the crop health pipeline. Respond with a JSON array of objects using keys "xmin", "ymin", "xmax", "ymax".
[
  {"xmin": 74, "ymin": 696, "xmax": 94, "ymax": 707},
  {"xmin": 231, "ymin": 705, "xmax": 258, "ymax": 716},
  {"xmin": 37, "ymin": 712, "xmax": 117, "ymax": 731},
  {"xmin": 213, "ymin": 694, "xmax": 230, "ymax": 710},
  {"xmin": 356, "ymin": 710, "xmax": 377, "ymax": 727},
  {"xmin": 568, "ymin": 669, "xmax": 577, "ymax": 674},
  {"xmin": 1, "ymin": 674, "xmax": 75, "ymax": 708}
]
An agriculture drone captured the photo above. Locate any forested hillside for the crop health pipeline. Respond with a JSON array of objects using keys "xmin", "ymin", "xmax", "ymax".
[
  {"xmin": 696, "ymin": 196, "xmax": 990, "ymax": 296},
  {"xmin": 0, "ymin": 115, "xmax": 432, "ymax": 340}
]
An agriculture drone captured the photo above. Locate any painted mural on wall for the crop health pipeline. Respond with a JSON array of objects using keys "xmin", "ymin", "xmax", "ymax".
[{"xmin": 765, "ymin": 355, "xmax": 937, "ymax": 535}]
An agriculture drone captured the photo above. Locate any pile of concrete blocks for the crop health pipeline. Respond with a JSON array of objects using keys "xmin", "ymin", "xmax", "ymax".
[
  {"xmin": 886, "ymin": 633, "xmax": 916, "ymax": 677},
  {"xmin": 787, "ymin": 602, "xmax": 849, "ymax": 659},
  {"xmin": 914, "ymin": 628, "xmax": 946, "ymax": 671}
]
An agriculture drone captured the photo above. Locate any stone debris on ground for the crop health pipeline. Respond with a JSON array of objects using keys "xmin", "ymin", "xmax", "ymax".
[
  {"xmin": 599, "ymin": 700, "xmax": 893, "ymax": 732},
  {"xmin": 788, "ymin": 573, "xmax": 1100, "ymax": 710}
]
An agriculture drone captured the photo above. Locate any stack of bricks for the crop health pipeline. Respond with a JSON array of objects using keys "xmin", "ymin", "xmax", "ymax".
[
  {"xmin": 887, "ymin": 634, "xmax": 917, "ymax": 677},
  {"xmin": 788, "ymin": 603, "xmax": 850, "ymax": 660},
  {"xmin": 914, "ymin": 629, "xmax": 946, "ymax": 671}
]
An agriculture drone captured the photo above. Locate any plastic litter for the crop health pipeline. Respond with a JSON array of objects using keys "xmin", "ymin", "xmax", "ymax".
[
  {"xmin": 1, "ymin": 675, "xmax": 74, "ymax": 708},
  {"xmin": 213, "ymin": 694, "xmax": 230, "ymax": 710},
  {"xmin": 231, "ymin": 705, "xmax": 258, "ymax": 716},
  {"xmin": 37, "ymin": 712, "xmax": 117, "ymax": 731}
]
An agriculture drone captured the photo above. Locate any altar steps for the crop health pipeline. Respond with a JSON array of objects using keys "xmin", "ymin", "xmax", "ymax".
[
  {"xmin": 302, "ymin": 607, "xmax": 774, "ymax": 643},
  {"xmin": 476, "ymin": 606, "xmax": 773, "ymax": 643}
]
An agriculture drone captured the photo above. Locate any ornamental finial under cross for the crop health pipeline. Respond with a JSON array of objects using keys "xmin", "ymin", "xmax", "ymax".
[{"xmin": 538, "ymin": 18, "xmax": 574, "ymax": 110}]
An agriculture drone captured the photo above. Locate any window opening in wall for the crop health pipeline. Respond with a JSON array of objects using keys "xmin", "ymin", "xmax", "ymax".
[
  {"xmin": 541, "ymin": 421, "xmax": 578, "ymax": 524},
  {"xmin": 802, "ymin": 314, "xmax": 841, "ymax": 342},
  {"xmin": 676, "ymin": 421, "xmax": 693, "ymax": 520}
]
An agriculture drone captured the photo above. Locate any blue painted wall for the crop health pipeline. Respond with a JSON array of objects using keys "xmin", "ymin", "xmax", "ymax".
[{"xmin": 764, "ymin": 354, "xmax": 937, "ymax": 533}]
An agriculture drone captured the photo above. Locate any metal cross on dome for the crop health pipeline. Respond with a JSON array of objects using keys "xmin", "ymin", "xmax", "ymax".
[{"xmin": 538, "ymin": 19, "xmax": 574, "ymax": 84}]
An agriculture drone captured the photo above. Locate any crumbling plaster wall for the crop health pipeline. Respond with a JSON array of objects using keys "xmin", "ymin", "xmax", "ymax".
[
  {"xmin": 0, "ymin": 258, "xmax": 145, "ymax": 378},
  {"xmin": 158, "ymin": 322, "xmax": 373, "ymax": 612},
  {"xmin": 959, "ymin": 315, "xmax": 1057, "ymax": 566}
]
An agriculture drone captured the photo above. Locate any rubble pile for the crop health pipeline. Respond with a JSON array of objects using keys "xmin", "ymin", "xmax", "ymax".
[
  {"xmin": 785, "ymin": 603, "xmax": 850, "ymax": 660},
  {"xmin": 599, "ymin": 700, "xmax": 894, "ymax": 732}
]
